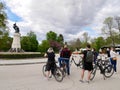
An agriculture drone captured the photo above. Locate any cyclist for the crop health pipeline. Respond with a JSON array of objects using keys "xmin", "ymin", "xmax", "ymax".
[
  {"xmin": 44, "ymin": 47, "xmax": 56, "ymax": 80},
  {"xmin": 58, "ymin": 45, "xmax": 71, "ymax": 75}
]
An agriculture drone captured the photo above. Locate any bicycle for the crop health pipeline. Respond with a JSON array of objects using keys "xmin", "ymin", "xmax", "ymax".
[
  {"xmin": 90, "ymin": 58, "xmax": 114, "ymax": 81},
  {"xmin": 70, "ymin": 55, "xmax": 83, "ymax": 68},
  {"xmin": 42, "ymin": 63, "xmax": 63, "ymax": 82}
]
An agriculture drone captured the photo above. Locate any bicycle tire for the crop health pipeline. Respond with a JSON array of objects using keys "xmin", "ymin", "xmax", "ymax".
[
  {"xmin": 53, "ymin": 67, "xmax": 63, "ymax": 82},
  {"xmin": 104, "ymin": 65, "xmax": 114, "ymax": 78},
  {"xmin": 42, "ymin": 65, "xmax": 47, "ymax": 77},
  {"xmin": 90, "ymin": 65, "xmax": 97, "ymax": 81},
  {"xmin": 42, "ymin": 65, "xmax": 52, "ymax": 78}
]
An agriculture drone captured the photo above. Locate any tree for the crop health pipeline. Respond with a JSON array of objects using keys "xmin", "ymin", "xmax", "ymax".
[
  {"xmin": 0, "ymin": 32, "xmax": 12, "ymax": 51},
  {"xmin": 21, "ymin": 36, "xmax": 31, "ymax": 51},
  {"xmin": 81, "ymin": 32, "xmax": 90, "ymax": 47},
  {"xmin": 21, "ymin": 31, "xmax": 38, "ymax": 52},
  {"xmin": 94, "ymin": 37, "xmax": 106, "ymax": 51},
  {"xmin": 57, "ymin": 34, "xmax": 64, "ymax": 43},
  {"xmin": 114, "ymin": 16, "xmax": 120, "ymax": 39},
  {"xmin": 38, "ymin": 40, "xmax": 50, "ymax": 52},
  {"xmin": 102, "ymin": 17, "xmax": 115, "ymax": 46},
  {"xmin": 0, "ymin": 2, "xmax": 11, "ymax": 51},
  {"xmin": 46, "ymin": 31, "xmax": 57, "ymax": 41},
  {"xmin": 0, "ymin": 2, "xmax": 7, "ymax": 34},
  {"xmin": 46, "ymin": 31, "xmax": 64, "ymax": 51},
  {"xmin": 68, "ymin": 38, "xmax": 81, "ymax": 51}
]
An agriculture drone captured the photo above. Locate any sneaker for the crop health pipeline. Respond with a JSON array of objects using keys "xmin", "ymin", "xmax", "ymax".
[
  {"xmin": 86, "ymin": 80, "xmax": 90, "ymax": 83},
  {"xmin": 115, "ymin": 72, "xmax": 117, "ymax": 74},
  {"xmin": 79, "ymin": 80, "xmax": 84, "ymax": 83}
]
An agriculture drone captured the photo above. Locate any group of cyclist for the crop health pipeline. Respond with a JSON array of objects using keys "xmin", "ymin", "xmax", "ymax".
[{"xmin": 44, "ymin": 44, "xmax": 119, "ymax": 82}]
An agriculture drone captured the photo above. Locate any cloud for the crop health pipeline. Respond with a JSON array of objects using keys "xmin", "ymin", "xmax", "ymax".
[{"xmin": 4, "ymin": 0, "xmax": 120, "ymax": 43}]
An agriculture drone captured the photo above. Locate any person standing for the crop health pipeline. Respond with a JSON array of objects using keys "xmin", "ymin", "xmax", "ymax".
[
  {"xmin": 44, "ymin": 47, "xmax": 56, "ymax": 80},
  {"xmin": 110, "ymin": 47, "xmax": 118, "ymax": 73},
  {"xmin": 59, "ymin": 45, "xmax": 71, "ymax": 75},
  {"xmin": 80, "ymin": 44, "xmax": 93, "ymax": 83}
]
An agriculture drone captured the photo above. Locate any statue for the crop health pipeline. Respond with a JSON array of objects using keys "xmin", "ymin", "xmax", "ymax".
[{"xmin": 13, "ymin": 23, "xmax": 19, "ymax": 33}]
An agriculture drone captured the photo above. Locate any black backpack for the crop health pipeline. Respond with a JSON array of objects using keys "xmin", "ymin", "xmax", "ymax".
[{"xmin": 86, "ymin": 50, "xmax": 94, "ymax": 62}]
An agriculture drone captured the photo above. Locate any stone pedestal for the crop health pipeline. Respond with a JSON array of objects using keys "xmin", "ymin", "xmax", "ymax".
[{"xmin": 10, "ymin": 33, "xmax": 23, "ymax": 52}]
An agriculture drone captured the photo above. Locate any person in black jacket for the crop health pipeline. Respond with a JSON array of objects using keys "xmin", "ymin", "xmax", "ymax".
[{"xmin": 45, "ymin": 47, "xmax": 56, "ymax": 80}]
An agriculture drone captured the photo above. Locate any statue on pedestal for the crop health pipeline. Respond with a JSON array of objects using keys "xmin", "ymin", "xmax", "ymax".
[{"xmin": 9, "ymin": 23, "xmax": 24, "ymax": 52}]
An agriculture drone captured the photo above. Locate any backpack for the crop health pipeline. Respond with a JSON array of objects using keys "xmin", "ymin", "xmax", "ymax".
[
  {"xmin": 86, "ymin": 50, "xmax": 94, "ymax": 62},
  {"xmin": 62, "ymin": 49, "xmax": 71, "ymax": 58}
]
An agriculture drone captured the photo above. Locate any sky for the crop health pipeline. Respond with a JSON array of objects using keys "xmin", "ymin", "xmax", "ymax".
[{"xmin": 2, "ymin": 0, "xmax": 120, "ymax": 43}]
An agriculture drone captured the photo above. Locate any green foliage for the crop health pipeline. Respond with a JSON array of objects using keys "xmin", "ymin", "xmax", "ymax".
[
  {"xmin": 94, "ymin": 37, "xmax": 106, "ymax": 51},
  {"xmin": 46, "ymin": 31, "xmax": 57, "ymax": 41},
  {"xmin": 0, "ymin": 2, "xmax": 7, "ymax": 29},
  {"xmin": 57, "ymin": 34, "xmax": 64, "ymax": 42},
  {"xmin": 0, "ymin": 52, "xmax": 44, "ymax": 59},
  {"xmin": 21, "ymin": 31, "xmax": 38, "ymax": 52},
  {"xmin": 38, "ymin": 40, "xmax": 50, "ymax": 52},
  {"xmin": 0, "ymin": 2, "xmax": 10, "ymax": 52},
  {"xmin": 0, "ymin": 32, "xmax": 12, "ymax": 51},
  {"xmin": 44, "ymin": 31, "xmax": 64, "ymax": 52}
]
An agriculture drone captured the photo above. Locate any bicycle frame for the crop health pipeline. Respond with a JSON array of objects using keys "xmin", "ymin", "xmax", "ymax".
[{"xmin": 70, "ymin": 55, "xmax": 83, "ymax": 68}]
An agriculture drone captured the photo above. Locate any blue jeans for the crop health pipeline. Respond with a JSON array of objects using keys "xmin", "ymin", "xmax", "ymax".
[
  {"xmin": 110, "ymin": 58, "xmax": 117, "ymax": 72},
  {"xmin": 58, "ymin": 57, "xmax": 70, "ymax": 75}
]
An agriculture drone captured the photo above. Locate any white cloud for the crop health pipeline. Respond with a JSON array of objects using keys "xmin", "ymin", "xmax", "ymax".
[{"xmin": 4, "ymin": 0, "xmax": 120, "ymax": 43}]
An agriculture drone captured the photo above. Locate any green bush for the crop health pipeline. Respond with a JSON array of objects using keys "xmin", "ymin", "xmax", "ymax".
[{"xmin": 0, "ymin": 52, "xmax": 44, "ymax": 59}]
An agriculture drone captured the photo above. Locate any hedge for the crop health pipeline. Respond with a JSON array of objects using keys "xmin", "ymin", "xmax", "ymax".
[{"xmin": 0, "ymin": 52, "xmax": 44, "ymax": 59}]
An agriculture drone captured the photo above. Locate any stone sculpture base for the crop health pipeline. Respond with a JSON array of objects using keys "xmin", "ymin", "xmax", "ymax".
[{"xmin": 9, "ymin": 33, "xmax": 23, "ymax": 52}]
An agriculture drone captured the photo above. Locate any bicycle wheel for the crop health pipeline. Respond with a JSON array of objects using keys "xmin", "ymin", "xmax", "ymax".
[
  {"xmin": 42, "ymin": 65, "xmax": 52, "ymax": 78},
  {"xmin": 104, "ymin": 65, "xmax": 114, "ymax": 78},
  {"xmin": 53, "ymin": 67, "xmax": 63, "ymax": 82},
  {"xmin": 90, "ymin": 65, "xmax": 97, "ymax": 81},
  {"xmin": 42, "ymin": 65, "xmax": 47, "ymax": 77}
]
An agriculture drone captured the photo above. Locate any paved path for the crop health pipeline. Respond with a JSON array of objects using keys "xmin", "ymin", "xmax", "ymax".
[{"xmin": 0, "ymin": 55, "xmax": 120, "ymax": 90}]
